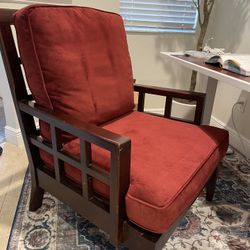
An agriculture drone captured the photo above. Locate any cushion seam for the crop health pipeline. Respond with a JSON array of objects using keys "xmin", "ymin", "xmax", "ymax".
[{"xmin": 22, "ymin": 8, "xmax": 53, "ymax": 110}]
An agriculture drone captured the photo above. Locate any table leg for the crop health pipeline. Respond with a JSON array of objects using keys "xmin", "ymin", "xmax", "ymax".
[
  {"xmin": 202, "ymin": 77, "xmax": 218, "ymax": 125},
  {"xmin": 202, "ymin": 77, "xmax": 233, "ymax": 155}
]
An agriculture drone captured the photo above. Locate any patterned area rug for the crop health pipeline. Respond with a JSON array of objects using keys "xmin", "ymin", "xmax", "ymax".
[{"xmin": 7, "ymin": 149, "xmax": 250, "ymax": 250}]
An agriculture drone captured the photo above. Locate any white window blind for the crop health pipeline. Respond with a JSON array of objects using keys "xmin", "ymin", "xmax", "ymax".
[{"xmin": 120, "ymin": 0, "xmax": 198, "ymax": 33}]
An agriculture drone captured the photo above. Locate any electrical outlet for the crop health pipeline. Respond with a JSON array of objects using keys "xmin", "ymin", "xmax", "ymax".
[{"xmin": 238, "ymin": 97, "xmax": 247, "ymax": 113}]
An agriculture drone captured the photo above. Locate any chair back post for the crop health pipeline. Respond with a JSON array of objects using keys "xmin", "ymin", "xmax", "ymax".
[
  {"xmin": 0, "ymin": 9, "xmax": 43, "ymax": 206},
  {"xmin": 0, "ymin": 8, "xmax": 15, "ymax": 24}
]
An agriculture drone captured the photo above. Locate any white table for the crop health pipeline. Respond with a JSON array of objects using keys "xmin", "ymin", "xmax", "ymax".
[{"xmin": 161, "ymin": 52, "xmax": 250, "ymax": 124}]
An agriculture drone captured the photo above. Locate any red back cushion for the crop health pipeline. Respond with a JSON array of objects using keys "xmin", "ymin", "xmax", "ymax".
[{"xmin": 14, "ymin": 5, "xmax": 134, "ymax": 141}]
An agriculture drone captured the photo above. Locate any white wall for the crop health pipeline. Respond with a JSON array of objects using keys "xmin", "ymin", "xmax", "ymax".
[
  {"xmin": 0, "ymin": 54, "xmax": 23, "ymax": 145},
  {"xmin": 206, "ymin": 0, "xmax": 250, "ymax": 156},
  {"xmin": 127, "ymin": 33, "xmax": 197, "ymax": 109},
  {"xmin": 72, "ymin": 0, "xmax": 118, "ymax": 12},
  {"xmin": 73, "ymin": 0, "xmax": 198, "ymax": 109}
]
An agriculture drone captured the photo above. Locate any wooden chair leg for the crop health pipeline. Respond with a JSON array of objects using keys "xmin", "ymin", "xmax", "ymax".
[
  {"xmin": 29, "ymin": 181, "xmax": 44, "ymax": 211},
  {"xmin": 206, "ymin": 168, "xmax": 218, "ymax": 201}
]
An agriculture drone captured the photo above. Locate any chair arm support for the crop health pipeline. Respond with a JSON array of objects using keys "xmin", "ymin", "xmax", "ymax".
[
  {"xmin": 19, "ymin": 100, "xmax": 130, "ymax": 150},
  {"xmin": 134, "ymin": 83, "xmax": 205, "ymax": 101},
  {"xmin": 134, "ymin": 84, "xmax": 206, "ymax": 125}
]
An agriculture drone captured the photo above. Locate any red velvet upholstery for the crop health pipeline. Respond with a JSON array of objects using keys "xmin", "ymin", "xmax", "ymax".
[
  {"xmin": 14, "ymin": 5, "xmax": 134, "ymax": 142},
  {"xmin": 41, "ymin": 111, "xmax": 228, "ymax": 233}
]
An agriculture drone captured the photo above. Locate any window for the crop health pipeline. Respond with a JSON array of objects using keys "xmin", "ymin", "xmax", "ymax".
[{"xmin": 120, "ymin": 0, "xmax": 198, "ymax": 33}]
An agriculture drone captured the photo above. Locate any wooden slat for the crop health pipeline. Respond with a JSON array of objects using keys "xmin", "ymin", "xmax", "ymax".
[
  {"xmin": 51, "ymin": 125, "xmax": 62, "ymax": 182},
  {"xmin": 164, "ymin": 96, "xmax": 172, "ymax": 118},
  {"xmin": 57, "ymin": 151, "xmax": 81, "ymax": 169},
  {"xmin": 30, "ymin": 135, "xmax": 82, "ymax": 169},
  {"xmin": 37, "ymin": 168, "xmax": 111, "ymax": 233},
  {"xmin": 194, "ymin": 98, "xmax": 204, "ymax": 125},
  {"xmin": 27, "ymin": 94, "xmax": 34, "ymax": 100},
  {"xmin": 134, "ymin": 83, "xmax": 206, "ymax": 124},
  {"xmin": 80, "ymin": 140, "xmax": 92, "ymax": 198},
  {"xmin": 86, "ymin": 166, "xmax": 110, "ymax": 186},
  {"xmin": 138, "ymin": 92, "xmax": 145, "ymax": 112},
  {"xmin": 29, "ymin": 135, "xmax": 53, "ymax": 154},
  {"xmin": 29, "ymin": 134, "xmax": 110, "ymax": 185}
]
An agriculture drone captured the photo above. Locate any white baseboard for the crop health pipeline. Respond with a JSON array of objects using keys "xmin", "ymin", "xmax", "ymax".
[
  {"xmin": 145, "ymin": 108, "xmax": 250, "ymax": 159},
  {"xmin": 5, "ymin": 125, "xmax": 24, "ymax": 147},
  {"xmin": 210, "ymin": 116, "xmax": 250, "ymax": 159}
]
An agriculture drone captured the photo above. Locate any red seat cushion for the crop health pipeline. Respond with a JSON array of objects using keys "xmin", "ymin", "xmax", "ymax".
[
  {"xmin": 41, "ymin": 111, "xmax": 228, "ymax": 233},
  {"xmin": 14, "ymin": 5, "xmax": 134, "ymax": 142}
]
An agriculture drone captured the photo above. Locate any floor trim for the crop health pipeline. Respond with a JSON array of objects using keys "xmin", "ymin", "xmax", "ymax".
[
  {"xmin": 5, "ymin": 126, "xmax": 24, "ymax": 147},
  {"xmin": 210, "ymin": 115, "xmax": 250, "ymax": 159}
]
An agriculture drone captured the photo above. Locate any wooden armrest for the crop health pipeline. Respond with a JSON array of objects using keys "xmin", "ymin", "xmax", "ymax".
[
  {"xmin": 134, "ymin": 83, "xmax": 205, "ymax": 101},
  {"xmin": 133, "ymin": 84, "xmax": 206, "ymax": 125},
  {"xmin": 19, "ymin": 100, "xmax": 130, "ymax": 149}
]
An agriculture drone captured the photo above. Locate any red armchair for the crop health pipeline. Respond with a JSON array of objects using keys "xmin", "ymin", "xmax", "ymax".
[{"xmin": 0, "ymin": 5, "xmax": 228, "ymax": 249}]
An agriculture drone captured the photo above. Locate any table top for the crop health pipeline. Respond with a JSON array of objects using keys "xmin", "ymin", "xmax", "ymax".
[{"xmin": 161, "ymin": 52, "xmax": 250, "ymax": 92}]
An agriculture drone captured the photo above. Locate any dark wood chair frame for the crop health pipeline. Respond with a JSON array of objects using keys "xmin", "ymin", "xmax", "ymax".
[{"xmin": 0, "ymin": 8, "xmax": 218, "ymax": 249}]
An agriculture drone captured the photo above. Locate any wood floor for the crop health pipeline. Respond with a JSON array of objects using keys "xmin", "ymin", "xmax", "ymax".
[{"xmin": 0, "ymin": 143, "xmax": 27, "ymax": 250}]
